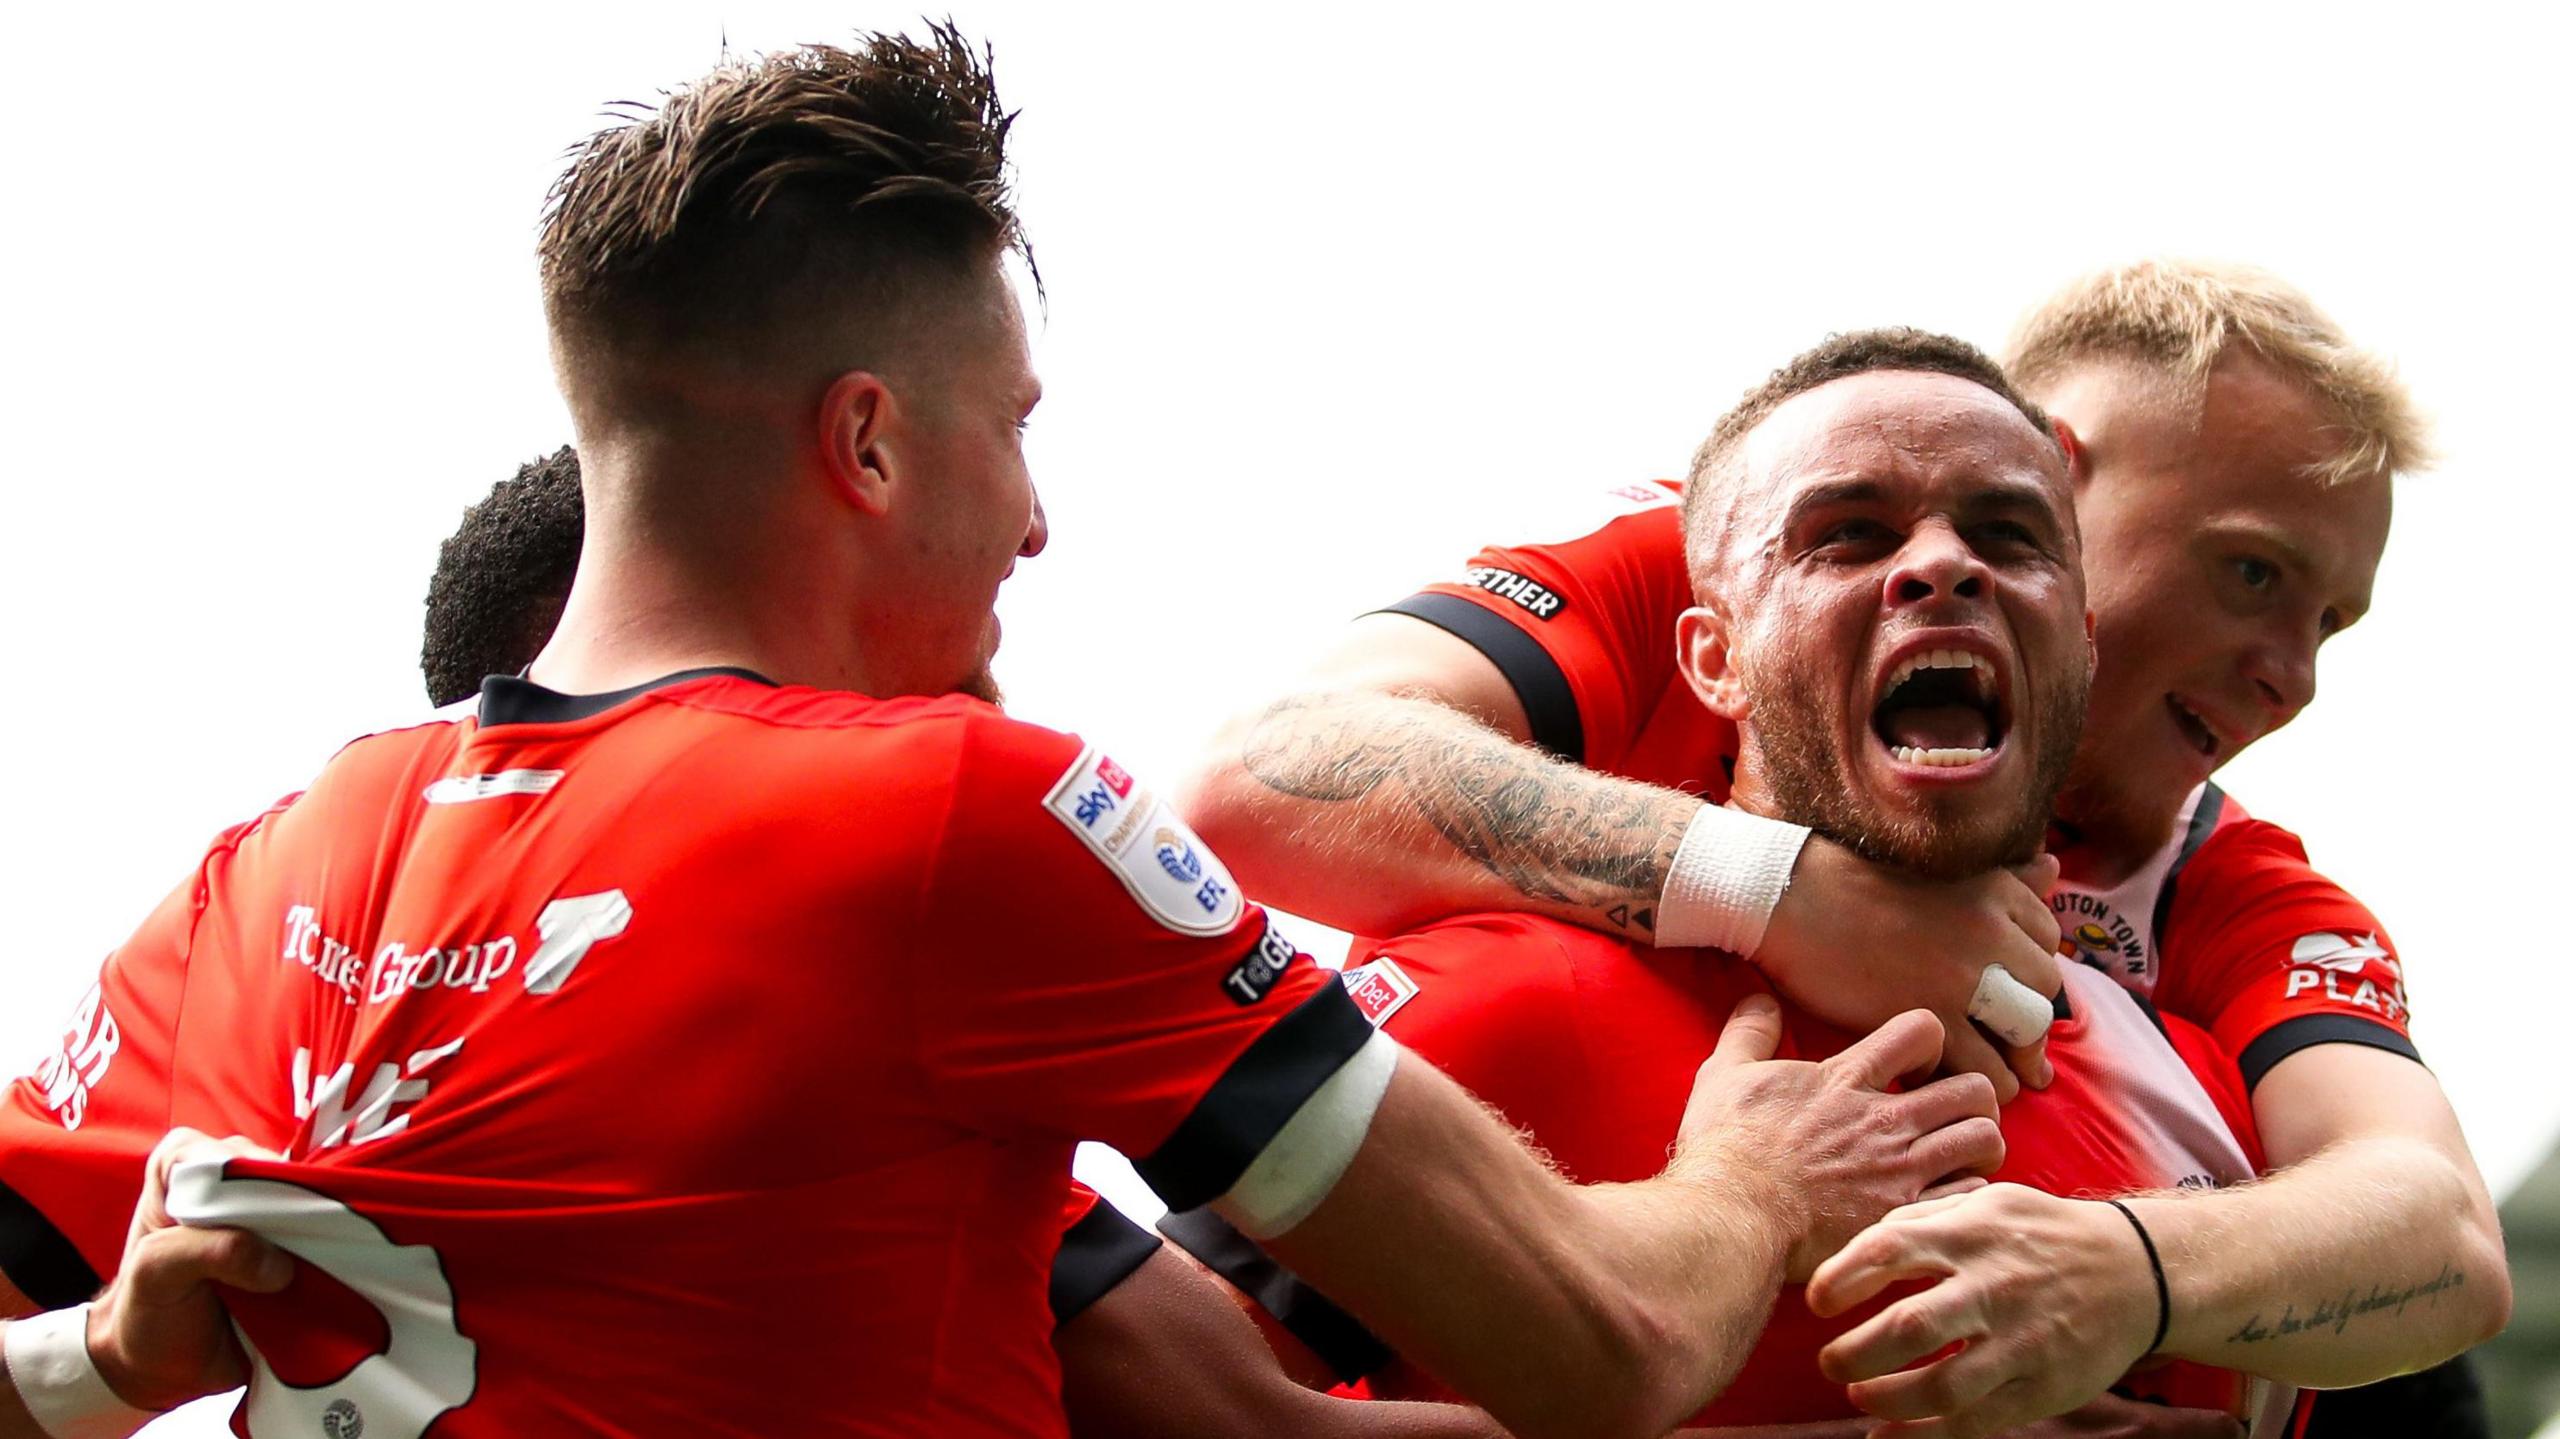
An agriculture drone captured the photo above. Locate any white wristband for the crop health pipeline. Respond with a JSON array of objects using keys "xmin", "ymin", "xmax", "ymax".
[
  {"xmin": 1655, "ymin": 803, "xmax": 1813, "ymax": 956},
  {"xmin": 1968, "ymin": 963, "xmax": 2055, "ymax": 1047},
  {"xmin": 3, "ymin": 1305, "xmax": 160, "ymax": 1439}
]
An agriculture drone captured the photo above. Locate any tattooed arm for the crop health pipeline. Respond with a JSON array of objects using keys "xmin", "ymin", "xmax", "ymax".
[
  {"xmin": 1215, "ymin": 683, "xmax": 1695, "ymax": 940},
  {"xmin": 1180, "ymin": 614, "xmax": 2065, "ymax": 1099}
]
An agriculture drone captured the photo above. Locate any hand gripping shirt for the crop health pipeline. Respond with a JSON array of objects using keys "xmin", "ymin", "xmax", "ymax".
[
  {"xmin": 1383, "ymin": 482, "xmax": 2420, "ymax": 1084},
  {"xmin": 0, "ymin": 670, "xmax": 1380, "ymax": 1438},
  {"xmin": 1171, "ymin": 913, "xmax": 2297, "ymax": 1432}
]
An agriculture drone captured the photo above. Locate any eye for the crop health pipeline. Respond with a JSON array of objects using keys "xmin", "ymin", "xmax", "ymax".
[
  {"xmin": 2233, "ymin": 556, "xmax": 2278, "ymax": 592},
  {"xmin": 1817, "ymin": 518, "xmax": 1895, "ymax": 549},
  {"xmin": 1970, "ymin": 519, "xmax": 2044, "ymax": 553}
]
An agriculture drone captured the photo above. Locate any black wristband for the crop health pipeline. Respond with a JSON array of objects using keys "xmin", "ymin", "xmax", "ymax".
[{"xmin": 2105, "ymin": 1198, "xmax": 2171, "ymax": 1356}]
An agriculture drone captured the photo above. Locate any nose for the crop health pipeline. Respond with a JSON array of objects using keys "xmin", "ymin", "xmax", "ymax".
[
  {"xmin": 1020, "ymin": 486, "xmax": 1049, "ymax": 559},
  {"xmin": 2240, "ymin": 630, "xmax": 2316, "ymax": 728},
  {"xmin": 1882, "ymin": 520, "xmax": 1991, "ymax": 611}
]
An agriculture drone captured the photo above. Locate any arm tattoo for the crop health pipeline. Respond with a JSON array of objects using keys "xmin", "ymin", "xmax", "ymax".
[
  {"xmin": 1239, "ymin": 692, "xmax": 1695, "ymax": 935},
  {"xmin": 2222, "ymin": 1265, "xmax": 2468, "ymax": 1346}
]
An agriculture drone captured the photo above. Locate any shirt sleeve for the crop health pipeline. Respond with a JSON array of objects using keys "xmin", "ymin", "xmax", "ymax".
[
  {"xmin": 906, "ymin": 713, "xmax": 1383, "ymax": 1215},
  {"xmin": 1048, "ymin": 1183, "xmax": 1162, "ymax": 1327},
  {"xmin": 1, "ymin": 807, "xmax": 296, "ymax": 1304},
  {"xmin": 1158, "ymin": 915, "xmax": 1622, "ymax": 1383},
  {"xmin": 1374, "ymin": 482, "xmax": 1695, "ymax": 771},
  {"xmin": 1, "ymin": 869, "xmax": 215, "ymax": 1303},
  {"xmin": 2154, "ymin": 819, "xmax": 2420, "ymax": 1091}
]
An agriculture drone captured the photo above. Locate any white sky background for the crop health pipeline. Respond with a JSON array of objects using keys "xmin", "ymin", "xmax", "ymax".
[{"xmin": 2, "ymin": 5, "xmax": 2555, "ymax": 1427}]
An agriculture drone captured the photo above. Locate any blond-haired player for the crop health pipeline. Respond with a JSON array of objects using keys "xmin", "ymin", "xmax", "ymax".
[{"xmin": 1180, "ymin": 260, "xmax": 2506, "ymax": 1432}]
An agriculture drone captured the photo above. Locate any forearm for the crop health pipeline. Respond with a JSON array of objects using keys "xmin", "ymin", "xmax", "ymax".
[
  {"xmin": 1183, "ymin": 689, "xmax": 1697, "ymax": 941},
  {"xmin": 1257, "ymin": 1058, "xmax": 1786, "ymax": 1439},
  {"xmin": 2144, "ymin": 1135, "xmax": 2509, "ymax": 1387}
]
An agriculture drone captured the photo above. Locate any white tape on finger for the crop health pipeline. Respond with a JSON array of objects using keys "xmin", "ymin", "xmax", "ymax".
[{"xmin": 1967, "ymin": 963, "xmax": 2053, "ymax": 1047}]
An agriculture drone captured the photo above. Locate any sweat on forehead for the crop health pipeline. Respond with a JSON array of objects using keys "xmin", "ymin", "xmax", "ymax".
[{"xmin": 1679, "ymin": 328, "xmax": 2063, "ymax": 592}]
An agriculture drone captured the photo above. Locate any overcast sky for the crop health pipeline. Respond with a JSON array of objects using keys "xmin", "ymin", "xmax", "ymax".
[{"xmin": 4, "ymin": 6, "xmax": 2553, "ymax": 1428}]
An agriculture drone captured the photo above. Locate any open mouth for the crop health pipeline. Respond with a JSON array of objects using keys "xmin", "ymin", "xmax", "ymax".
[
  {"xmin": 1873, "ymin": 649, "xmax": 2007, "ymax": 768},
  {"xmin": 2166, "ymin": 695, "xmax": 2220, "ymax": 759}
]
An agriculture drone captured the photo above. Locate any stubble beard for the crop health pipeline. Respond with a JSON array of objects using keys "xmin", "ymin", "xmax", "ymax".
[{"xmin": 1741, "ymin": 646, "xmax": 2086, "ymax": 881}]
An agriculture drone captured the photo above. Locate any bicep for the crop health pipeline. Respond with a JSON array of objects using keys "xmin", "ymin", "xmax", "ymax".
[
  {"xmin": 1304, "ymin": 613, "xmax": 1534, "ymax": 743},
  {"xmin": 2250, "ymin": 1043, "xmax": 2482, "ymax": 1176}
]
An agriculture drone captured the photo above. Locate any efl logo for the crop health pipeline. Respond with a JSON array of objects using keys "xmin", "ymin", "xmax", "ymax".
[{"xmin": 1043, "ymin": 745, "xmax": 1244, "ymax": 937}]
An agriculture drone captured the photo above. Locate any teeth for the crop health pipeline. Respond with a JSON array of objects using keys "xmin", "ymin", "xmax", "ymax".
[
  {"xmin": 1884, "ymin": 649, "xmax": 2000, "ymax": 698},
  {"xmin": 1891, "ymin": 745, "xmax": 1993, "ymax": 767}
]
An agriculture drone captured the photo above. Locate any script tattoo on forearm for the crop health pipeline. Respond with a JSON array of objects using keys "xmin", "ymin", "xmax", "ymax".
[
  {"xmin": 1240, "ymin": 692, "xmax": 1693, "ymax": 935},
  {"xmin": 2222, "ymin": 1265, "xmax": 2468, "ymax": 1346}
]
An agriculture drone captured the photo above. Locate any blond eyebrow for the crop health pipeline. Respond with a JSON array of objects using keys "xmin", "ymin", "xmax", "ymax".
[{"xmin": 2204, "ymin": 520, "xmax": 2369, "ymax": 613}]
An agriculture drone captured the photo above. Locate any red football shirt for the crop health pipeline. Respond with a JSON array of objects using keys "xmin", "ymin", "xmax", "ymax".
[
  {"xmin": 1383, "ymin": 481, "xmax": 2420, "ymax": 1084},
  {"xmin": 2051, "ymin": 784, "xmax": 2419, "ymax": 1090},
  {"xmin": 1338, "ymin": 914, "xmax": 2289, "ymax": 1429},
  {"xmin": 2, "ymin": 671, "xmax": 1377, "ymax": 1438}
]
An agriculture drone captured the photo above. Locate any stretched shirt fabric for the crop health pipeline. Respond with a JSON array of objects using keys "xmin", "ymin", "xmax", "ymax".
[
  {"xmin": 1, "ymin": 670, "xmax": 1377, "ymax": 1438},
  {"xmin": 1176, "ymin": 913, "xmax": 2295, "ymax": 1430}
]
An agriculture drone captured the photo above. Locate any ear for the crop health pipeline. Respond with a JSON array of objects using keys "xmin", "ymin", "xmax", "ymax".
[
  {"xmin": 2052, "ymin": 418, "xmax": 2088, "ymax": 486},
  {"xmin": 1675, "ymin": 602, "xmax": 1751, "ymax": 723},
  {"xmin": 818, "ymin": 370, "xmax": 897, "ymax": 516}
]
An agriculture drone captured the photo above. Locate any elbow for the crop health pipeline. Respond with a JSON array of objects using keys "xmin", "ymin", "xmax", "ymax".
[
  {"xmin": 2455, "ymin": 1211, "xmax": 2513, "ymax": 1351},
  {"xmin": 1170, "ymin": 714, "xmax": 1263, "ymax": 857},
  {"xmin": 2432, "ymin": 1145, "xmax": 2513, "ymax": 1352},
  {"xmin": 1503, "ymin": 1299, "xmax": 1719, "ymax": 1439}
]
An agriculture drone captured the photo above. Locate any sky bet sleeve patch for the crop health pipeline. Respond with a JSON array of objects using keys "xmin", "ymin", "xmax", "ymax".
[{"xmin": 1043, "ymin": 745, "xmax": 1245, "ymax": 937}]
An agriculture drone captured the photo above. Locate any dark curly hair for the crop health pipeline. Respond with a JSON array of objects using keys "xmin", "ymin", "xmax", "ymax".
[{"xmin": 420, "ymin": 447, "xmax": 585, "ymax": 706}]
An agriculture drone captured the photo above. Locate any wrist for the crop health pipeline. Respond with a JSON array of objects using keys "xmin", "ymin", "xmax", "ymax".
[
  {"xmin": 2, "ymin": 1306, "xmax": 161, "ymax": 1439},
  {"xmin": 1664, "ymin": 1142, "xmax": 1800, "ymax": 1280},
  {"xmin": 2104, "ymin": 1199, "xmax": 2171, "ymax": 1357},
  {"xmin": 1655, "ymin": 803, "xmax": 1811, "ymax": 956}
]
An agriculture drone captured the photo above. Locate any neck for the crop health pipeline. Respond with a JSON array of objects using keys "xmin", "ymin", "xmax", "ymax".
[
  {"xmin": 527, "ymin": 450, "xmax": 883, "ymax": 698},
  {"xmin": 2051, "ymin": 778, "xmax": 2184, "ymax": 887},
  {"xmin": 1724, "ymin": 760, "xmax": 1782, "ymax": 822}
]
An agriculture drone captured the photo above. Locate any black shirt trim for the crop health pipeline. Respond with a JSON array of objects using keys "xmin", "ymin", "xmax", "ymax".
[
  {"xmin": 477, "ymin": 666, "xmax": 776, "ymax": 727},
  {"xmin": 2150, "ymin": 783, "xmax": 2227, "ymax": 950},
  {"xmin": 0, "ymin": 1179, "xmax": 100, "ymax": 1309},
  {"xmin": 1048, "ymin": 1198, "xmax": 1163, "ymax": 1326},
  {"xmin": 2237, "ymin": 1013, "xmax": 2424, "ymax": 1091},
  {"xmin": 1157, "ymin": 1208, "xmax": 1393, "ymax": 1383},
  {"xmin": 1133, "ymin": 980, "xmax": 1373, "ymax": 1213},
  {"xmin": 1377, "ymin": 594, "xmax": 1586, "ymax": 762}
]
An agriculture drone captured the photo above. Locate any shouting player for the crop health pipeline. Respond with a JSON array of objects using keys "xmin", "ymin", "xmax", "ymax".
[
  {"xmin": 1179, "ymin": 261, "xmax": 2506, "ymax": 1429},
  {"xmin": 0, "ymin": 31, "xmax": 2003, "ymax": 1439},
  {"xmin": 1178, "ymin": 330, "xmax": 2297, "ymax": 1435}
]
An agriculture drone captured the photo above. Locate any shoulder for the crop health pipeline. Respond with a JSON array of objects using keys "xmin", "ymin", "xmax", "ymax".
[{"xmin": 2175, "ymin": 804, "xmax": 2371, "ymax": 925}]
